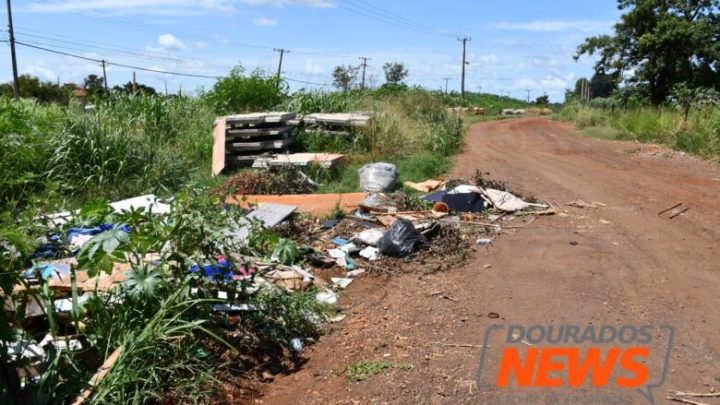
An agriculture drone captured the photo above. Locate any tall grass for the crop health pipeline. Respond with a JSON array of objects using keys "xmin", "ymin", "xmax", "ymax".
[
  {"xmin": 556, "ymin": 104, "xmax": 720, "ymax": 159},
  {"xmin": 0, "ymin": 94, "xmax": 215, "ymax": 212}
]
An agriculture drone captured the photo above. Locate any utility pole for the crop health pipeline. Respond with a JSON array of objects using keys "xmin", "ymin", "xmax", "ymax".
[
  {"xmin": 132, "ymin": 71, "xmax": 136, "ymax": 95},
  {"xmin": 164, "ymin": 80, "xmax": 168, "ymax": 95},
  {"xmin": 6, "ymin": 0, "xmax": 20, "ymax": 99},
  {"xmin": 458, "ymin": 36, "xmax": 471, "ymax": 97},
  {"xmin": 274, "ymin": 48, "xmax": 289, "ymax": 88},
  {"xmin": 477, "ymin": 85, "xmax": 482, "ymax": 94},
  {"xmin": 359, "ymin": 57, "xmax": 371, "ymax": 89},
  {"xmin": 526, "ymin": 89, "xmax": 531, "ymax": 103},
  {"xmin": 442, "ymin": 77, "xmax": 450, "ymax": 94},
  {"xmin": 101, "ymin": 59, "xmax": 108, "ymax": 91}
]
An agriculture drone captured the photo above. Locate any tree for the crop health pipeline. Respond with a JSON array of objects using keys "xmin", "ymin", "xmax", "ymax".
[
  {"xmin": 590, "ymin": 71, "xmax": 619, "ymax": 99},
  {"xmin": 112, "ymin": 81, "xmax": 157, "ymax": 96},
  {"xmin": 332, "ymin": 65, "xmax": 358, "ymax": 91},
  {"xmin": 83, "ymin": 74, "xmax": 106, "ymax": 96},
  {"xmin": 383, "ymin": 62, "xmax": 408, "ymax": 85},
  {"xmin": 575, "ymin": 0, "xmax": 720, "ymax": 105},
  {"xmin": 535, "ymin": 95, "xmax": 550, "ymax": 105},
  {"xmin": 0, "ymin": 74, "xmax": 73, "ymax": 104}
]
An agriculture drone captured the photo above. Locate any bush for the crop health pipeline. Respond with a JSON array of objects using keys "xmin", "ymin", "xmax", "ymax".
[{"xmin": 203, "ymin": 66, "xmax": 286, "ymax": 114}]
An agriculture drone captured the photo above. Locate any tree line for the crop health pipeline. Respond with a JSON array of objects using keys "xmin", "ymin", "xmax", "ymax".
[{"xmin": 572, "ymin": 0, "xmax": 720, "ymax": 112}]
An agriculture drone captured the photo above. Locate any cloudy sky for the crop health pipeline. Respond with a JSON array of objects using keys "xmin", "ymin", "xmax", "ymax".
[{"xmin": 0, "ymin": 0, "xmax": 620, "ymax": 101}]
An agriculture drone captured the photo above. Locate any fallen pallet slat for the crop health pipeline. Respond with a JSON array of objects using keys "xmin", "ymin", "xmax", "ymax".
[
  {"xmin": 226, "ymin": 139, "xmax": 293, "ymax": 152},
  {"xmin": 72, "ymin": 346, "xmax": 123, "ymax": 405}
]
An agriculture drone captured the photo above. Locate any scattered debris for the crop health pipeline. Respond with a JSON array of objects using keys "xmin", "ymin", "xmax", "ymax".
[
  {"xmin": 670, "ymin": 207, "xmax": 690, "ymax": 219},
  {"xmin": 404, "ymin": 179, "xmax": 444, "ymax": 193},
  {"xmin": 359, "ymin": 246, "xmax": 380, "ymax": 261},
  {"xmin": 483, "ymin": 188, "xmax": 548, "ymax": 212},
  {"xmin": 227, "ymin": 193, "xmax": 367, "ymax": 216},
  {"xmin": 377, "ymin": 218, "xmax": 429, "ymax": 258},
  {"xmin": 476, "ymin": 238, "xmax": 493, "ymax": 246},
  {"xmin": 567, "ymin": 200, "xmax": 606, "ymax": 209}
]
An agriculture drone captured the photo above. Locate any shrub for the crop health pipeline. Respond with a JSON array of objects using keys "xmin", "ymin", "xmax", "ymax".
[{"xmin": 203, "ymin": 66, "xmax": 286, "ymax": 114}]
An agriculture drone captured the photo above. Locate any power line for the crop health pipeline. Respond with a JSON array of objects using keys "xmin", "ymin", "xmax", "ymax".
[
  {"xmin": 15, "ymin": 41, "xmax": 222, "ymax": 79},
  {"xmin": 13, "ymin": 30, "xmax": 234, "ymax": 71},
  {"xmin": 336, "ymin": 0, "xmax": 456, "ymax": 38},
  {"xmin": 10, "ymin": 40, "xmax": 331, "ymax": 86}
]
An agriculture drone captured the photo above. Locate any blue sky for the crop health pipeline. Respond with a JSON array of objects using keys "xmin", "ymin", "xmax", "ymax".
[{"xmin": 0, "ymin": 0, "xmax": 621, "ymax": 101}]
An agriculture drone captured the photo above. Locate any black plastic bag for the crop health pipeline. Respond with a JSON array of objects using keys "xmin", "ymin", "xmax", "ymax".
[{"xmin": 377, "ymin": 218, "xmax": 429, "ymax": 258}]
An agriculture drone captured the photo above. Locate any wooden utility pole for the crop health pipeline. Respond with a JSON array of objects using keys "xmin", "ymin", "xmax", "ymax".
[
  {"xmin": 101, "ymin": 59, "xmax": 108, "ymax": 91},
  {"xmin": 6, "ymin": 0, "xmax": 20, "ymax": 99},
  {"xmin": 526, "ymin": 89, "xmax": 531, "ymax": 103},
  {"xmin": 442, "ymin": 77, "xmax": 450, "ymax": 94},
  {"xmin": 359, "ymin": 57, "xmax": 371, "ymax": 89},
  {"xmin": 458, "ymin": 36, "xmax": 470, "ymax": 97},
  {"xmin": 274, "ymin": 48, "xmax": 288, "ymax": 88},
  {"xmin": 132, "ymin": 71, "xmax": 137, "ymax": 95}
]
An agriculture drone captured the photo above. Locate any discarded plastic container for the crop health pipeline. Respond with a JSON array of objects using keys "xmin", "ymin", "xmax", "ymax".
[{"xmin": 358, "ymin": 163, "xmax": 398, "ymax": 192}]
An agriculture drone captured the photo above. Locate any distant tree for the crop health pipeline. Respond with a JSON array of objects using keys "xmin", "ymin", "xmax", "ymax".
[
  {"xmin": 589, "ymin": 71, "xmax": 619, "ymax": 99},
  {"xmin": 83, "ymin": 74, "xmax": 106, "ymax": 96},
  {"xmin": 0, "ymin": 74, "xmax": 73, "ymax": 104},
  {"xmin": 535, "ymin": 95, "xmax": 550, "ymax": 105},
  {"xmin": 575, "ymin": 0, "xmax": 720, "ymax": 105},
  {"xmin": 112, "ymin": 81, "xmax": 157, "ymax": 96},
  {"xmin": 332, "ymin": 65, "xmax": 358, "ymax": 91},
  {"xmin": 383, "ymin": 62, "xmax": 408, "ymax": 85}
]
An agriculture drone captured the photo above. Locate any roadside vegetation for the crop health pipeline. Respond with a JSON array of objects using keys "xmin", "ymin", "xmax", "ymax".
[
  {"xmin": 559, "ymin": 0, "xmax": 720, "ymax": 160},
  {"xmin": 0, "ymin": 59, "xmax": 530, "ymax": 402}
]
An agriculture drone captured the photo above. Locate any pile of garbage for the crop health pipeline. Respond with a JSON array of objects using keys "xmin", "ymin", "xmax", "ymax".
[{"xmin": 3, "ymin": 165, "xmax": 551, "ymax": 400}]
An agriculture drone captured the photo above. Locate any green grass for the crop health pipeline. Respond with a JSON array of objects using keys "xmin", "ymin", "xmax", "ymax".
[
  {"xmin": 581, "ymin": 125, "xmax": 624, "ymax": 140},
  {"xmin": 337, "ymin": 360, "xmax": 392, "ymax": 382},
  {"xmin": 557, "ymin": 103, "xmax": 720, "ymax": 159}
]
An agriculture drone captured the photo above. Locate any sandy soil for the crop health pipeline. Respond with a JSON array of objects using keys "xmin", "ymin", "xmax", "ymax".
[{"xmin": 251, "ymin": 117, "xmax": 720, "ymax": 405}]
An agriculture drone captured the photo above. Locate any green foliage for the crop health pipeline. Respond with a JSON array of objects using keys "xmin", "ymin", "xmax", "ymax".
[
  {"xmin": 576, "ymin": 0, "xmax": 720, "ymax": 104},
  {"xmin": 535, "ymin": 95, "xmax": 550, "ymax": 105},
  {"xmin": 332, "ymin": 65, "xmax": 359, "ymax": 91},
  {"xmin": 382, "ymin": 62, "xmax": 408, "ymax": 85},
  {"xmin": 337, "ymin": 360, "xmax": 392, "ymax": 382},
  {"xmin": 203, "ymin": 65, "xmax": 285, "ymax": 114},
  {"xmin": 0, "ymin": 74, "xmax": 74, "ymax": 105},
  {"xmin": 281, "ymin": 89, "xmax": 359, "ymax": 114},
  {"xmin": 558, "ymin": 103, "xmax": 720, "ymax": 159},
  {"xmin": 272, "ymin": 238, "xmax": 301, "ymax": 265}
]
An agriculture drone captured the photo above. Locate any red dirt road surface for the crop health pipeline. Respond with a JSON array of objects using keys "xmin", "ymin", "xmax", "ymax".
[{"xmin": 256, "ymin": 118, "xmax": 720, "ymax": 405}]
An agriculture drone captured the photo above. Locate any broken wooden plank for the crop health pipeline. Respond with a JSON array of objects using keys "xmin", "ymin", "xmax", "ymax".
[
  {"xmin": 212, "ymin": 117, "xmax": 227, "ymax": 176},
  {"xmin": 225, "ymin": 112, "xmax": 296, "ymax": 125},
  {"xmin": 226, "ymin": 126, "xmax": 293, "ymax": 137},
  {"xmin": 226, "ymin": 139, "xmax": 293, "ymax": 152},
  {"xmin": 72, "ymin": 346, "xmax": 123, "ymax": 405},
  {"xmin": 252, "ymin": 153, "xmax": 345, "ymax": 169}
]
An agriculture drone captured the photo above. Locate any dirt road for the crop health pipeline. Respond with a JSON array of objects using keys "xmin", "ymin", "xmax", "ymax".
[{"xmin": 258, "ymin": 118, "xmax": 720, "ymax": 404}]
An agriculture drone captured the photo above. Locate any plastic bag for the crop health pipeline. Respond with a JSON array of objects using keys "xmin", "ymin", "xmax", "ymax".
[
  {"xmin": 377, "ymin": 218, "xmax": 429, "ymax": 258},
  {"xmin": 358, "ymin": 163, "xmax": 398, "ymax": 192}
]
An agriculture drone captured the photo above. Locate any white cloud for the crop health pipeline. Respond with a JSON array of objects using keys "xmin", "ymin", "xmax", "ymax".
[
  {"xmin": 492, "ymin": 20, "xmax": 612, "ymax": 33},
  {"xmin": 253, "ymin": 17, "xmax": 278, "ymax": 26},
  {"xmin": 304, "ymin": 59, "xmax": 323, "ymax": 74},
  {"xmin": 242, "ymin": 0, "xmax": 333, "ymax": 7},
  {"xmin": 157, "ymin": 33, "xmax": 187, "ymax": 50}
]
